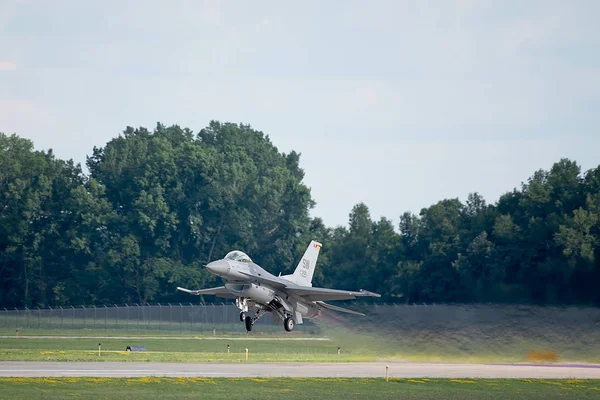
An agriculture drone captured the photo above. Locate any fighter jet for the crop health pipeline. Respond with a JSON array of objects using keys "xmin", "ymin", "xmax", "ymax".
[{"xmin": 177, "ymin": 240, "xmax": 380, "ymax": 332}]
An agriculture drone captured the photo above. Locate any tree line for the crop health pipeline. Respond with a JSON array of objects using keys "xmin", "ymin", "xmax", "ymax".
[{"xmin": 1, "ymin": 122, "xmax": 599, "ymax": 307}]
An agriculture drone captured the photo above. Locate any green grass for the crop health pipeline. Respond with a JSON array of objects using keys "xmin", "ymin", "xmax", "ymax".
[
  {"xmin": 0, "ymin": 349, "xmax": 367, "ymax": 362},
  {"xmin": 319, "ymin": 304, "xmax": 600, "ymax": 364},
  {"xmin": 3, "ymin": 304, "xmax": 600, "ymax": 364},
  {"xmin": 2, "ymin": 324, "xmax": 600, "ymax": 363},
  {"xmin": 0, "ymin": 338, "xmax": 332, "ymax": 353},
  {"xmin": 0, "ymin": 329, "xmax": 368, "ymax": 363},
  {"xmin": 321, "ymin": 325, "xmax": 573, "ymax": 364},
  {"xmin": 0, "ymin": 327, "xmax": 316, "ymax": 337},
  {"xmin": 1, "ymin": 377, "xmax": 599, "ymax": 399},
  {"xmin": 0, "ymin": 337, "xmax": 360, "ymax": 362},
  {"xmin": 0, "ymin": 319, "xmax": 322, "ymax": 336}
]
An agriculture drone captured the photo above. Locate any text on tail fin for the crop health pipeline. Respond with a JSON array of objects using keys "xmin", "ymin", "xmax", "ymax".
[{"xmin": 289, "ymin": 240, "xmax": 322, "ymax": 286}]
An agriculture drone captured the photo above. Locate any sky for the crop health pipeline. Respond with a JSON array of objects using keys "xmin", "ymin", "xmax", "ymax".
[{"xmin": 1, "ymin": 0, "xmax": 599, "ymax": 228}]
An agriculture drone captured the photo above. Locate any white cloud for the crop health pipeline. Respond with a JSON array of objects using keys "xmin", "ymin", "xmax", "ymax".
[
  {"xmin": 0, "ymin": 98, "xmax": 41, "ymax": 121},
  {"xmin": 500, "ymin": 15, "xmax": 561, "ymax": 56},
  {"xmin": 303, "ymin": 136, "xmax": 600, "ymax": 226},
  {"xmin": 197, "ymin": 1, "xmax": 222, "ymax": 26},
  {"xmin": 0, "ymin": 98, "xmax": 56, "ymax": 141},
  {"xmin": 0, "ymin": 61, "xmax": 17, "ymax": 71},
  {"xmin": 1, "ymin": 0, "xmax": 599, "ymax": 226},
  {"xmin": 333, "ymin": 82, "xmax": 381, "ymax": 114}
]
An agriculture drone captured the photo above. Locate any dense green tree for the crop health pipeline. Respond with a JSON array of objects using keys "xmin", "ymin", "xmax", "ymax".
[
  {"xmin": 86, "ymin": 122, "xmax": 313, "ymax": 304},
  {"xmin": 1, "ymin": 126, "xmax": 599, "ymax": 307},
  {"xmin": 0, "ymin": 134, "xmax": 87, "ymax": 307}
]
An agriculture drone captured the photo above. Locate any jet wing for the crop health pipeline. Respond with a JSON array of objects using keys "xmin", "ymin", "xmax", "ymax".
[
  {"xmin": 238, "ymin": 272, "xmax": 288, "ymax": 289},
  {"xmin": 285, "ymin": 287, "xmax": 381, "ymax": 302},
  {"xmin": 176, "ymin": 286, "xmax": 235, "ymax": 298},
  {"xmin": 315, "ymin": 301, "xmax": 365, "ymax": 316}
]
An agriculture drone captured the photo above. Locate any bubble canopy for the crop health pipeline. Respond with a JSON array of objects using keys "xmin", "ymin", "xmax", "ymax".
[{"xmin": 224, "ymin": 250, "xmax": 252, "ymax": 263}]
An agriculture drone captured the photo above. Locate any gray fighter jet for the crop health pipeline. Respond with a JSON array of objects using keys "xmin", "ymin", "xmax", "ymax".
[{"xmin": 177, "ymin": 240, "xmax": 380, "ymax": 332}]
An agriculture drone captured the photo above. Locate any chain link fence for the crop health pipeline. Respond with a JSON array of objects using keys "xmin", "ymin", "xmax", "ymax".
[
  {"xmin": 6, "ymin": 302, "xmax": 597, "ymax": 337},
  {"xmin": 1, "ymin": 303, "xmax": 321, "ymax": 334}
]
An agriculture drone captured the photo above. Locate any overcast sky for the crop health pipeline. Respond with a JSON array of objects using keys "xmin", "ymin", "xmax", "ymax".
[{"xmin": 1, "ymin": 0, "xmax": 599, "ymax": 228}]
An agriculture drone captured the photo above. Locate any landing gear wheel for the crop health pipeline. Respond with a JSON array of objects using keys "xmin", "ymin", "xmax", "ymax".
[
  {"xmin": 284, "ymin": 316, "xmax": 295, "ymax": 332},
  {"xmin": 245, "ymin": 316, "xmax": 253, "ymax": 332},
  {"xmin": 239, "ymin": 312, "xmax": 246, "ymax": 322}
]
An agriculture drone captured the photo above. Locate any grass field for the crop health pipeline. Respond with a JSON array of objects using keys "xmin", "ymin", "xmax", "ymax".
[
  {"xmin": 0, "ymin": 336, "xmax": 358, "ymax": 362},
  {"xmin": 1, "ymin": 377, "xmax": 599, "ymax": 399},
  {"xmin": 2, "ymin": 304, "xmax": 600, "ymax": 364},
  {"xmin": 0, "ymin": 328, "xmax": 314, "ymax": 337},
  {"xmin": 2, "ymin": 324, "xmax": 600, "ymax": 363},
  {"xmin": 320, "ymin": 304, "xmax": 600, "ymax": 364}
]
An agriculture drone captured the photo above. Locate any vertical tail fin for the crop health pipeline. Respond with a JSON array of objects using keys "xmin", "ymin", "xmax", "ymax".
[{"xmin": 282, "ymin": 240, "xmax": 322, "ymax": 287}]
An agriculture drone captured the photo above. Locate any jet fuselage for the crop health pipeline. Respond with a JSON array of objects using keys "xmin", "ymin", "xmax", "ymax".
[
  {"xmin": 177, "ymin": 241, "xmax": 380, "ymax": 332},
  {"xmin": 206, "ymin": 258, "xmax": 319, "ymax": 319}
]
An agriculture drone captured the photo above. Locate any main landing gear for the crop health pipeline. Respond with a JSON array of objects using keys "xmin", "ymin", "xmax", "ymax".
[
  {"xmin": 236, "ymin": 296, "xmax": 297, "ymax": 333},
  {"xmin": 244, "ymin": 309, "xmax": 267, "ymax": 332},
  {"xmin": 284, "ymin": 316, "xmax": 295, "ymax": 332},
  {"xmin": 246, "ymin": 313, "xmax": 295, "ymax": 332}
]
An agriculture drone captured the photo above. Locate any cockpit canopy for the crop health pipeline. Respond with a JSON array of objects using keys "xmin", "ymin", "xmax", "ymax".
[{"xmin": 224, "ymin": 250, "xmax": 252, "ymax": 263}]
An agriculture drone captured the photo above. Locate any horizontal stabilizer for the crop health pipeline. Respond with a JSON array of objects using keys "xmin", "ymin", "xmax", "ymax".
[
  {"xmin": 316, "ymin": 301, "xmax": 365, "ymax": 316},
  {"xmin": 286, "ymin": 286, "xmax": 381, "ymax": 302}
]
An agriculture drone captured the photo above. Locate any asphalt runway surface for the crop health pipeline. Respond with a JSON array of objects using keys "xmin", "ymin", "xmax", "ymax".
[{"xmin": 1, "ymin": 362, "xmax": 599, "ymax": 379}]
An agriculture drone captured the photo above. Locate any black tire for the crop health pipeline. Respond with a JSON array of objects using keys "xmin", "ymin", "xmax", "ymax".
[
  {"xmin": 245, "ymin": 316, "xmax": 253, "ymax": 332},
  {"xmin": 239, "ymin": 312, "xmax": 246, "ymax": 322},
  {"xmin": 284, "ymin": 316, "xmax": 294, "ymax": 332}
]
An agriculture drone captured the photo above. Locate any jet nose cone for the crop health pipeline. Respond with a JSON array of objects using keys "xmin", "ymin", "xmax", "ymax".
[{"xmin": 205, "ymin": 260, "xmax": 230, "ymax": 276}]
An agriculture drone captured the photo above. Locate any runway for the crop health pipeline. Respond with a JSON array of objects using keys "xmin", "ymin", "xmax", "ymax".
[{"xmin": 1, "ymin": 361, "xmax": 599, "ymax": 379}]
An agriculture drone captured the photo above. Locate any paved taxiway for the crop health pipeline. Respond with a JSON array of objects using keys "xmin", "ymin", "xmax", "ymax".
[{"xmin": 1, "ymin": 362, "xmax": 599, "ymax": 379}]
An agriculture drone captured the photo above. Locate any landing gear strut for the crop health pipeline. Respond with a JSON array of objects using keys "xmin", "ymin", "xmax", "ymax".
[{"xmin": 236, "ymin": 297, "xmax": 249, "ymax": 313}]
